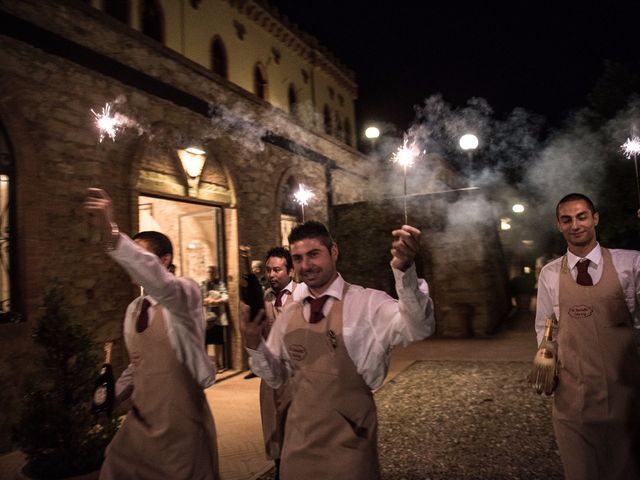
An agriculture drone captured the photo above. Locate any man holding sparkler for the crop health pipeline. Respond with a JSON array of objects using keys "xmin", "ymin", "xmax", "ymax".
[
  {"xmin": 241, "ymin": 221, "xmax": 434, "ymax": 480},
  {"xmin": 534, "ymin": 193, "xmax": 640, "ymax": 480},
  {"xmin": 259, "ymin": 247, "xmax": 297, "ymax": 479},
  {"xmin": 84, "ymin": 188, "xmax": 219, "ymax": 480}
]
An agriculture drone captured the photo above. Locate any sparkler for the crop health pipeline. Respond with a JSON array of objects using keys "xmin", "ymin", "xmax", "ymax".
[
  {"xmin": 621, "ymin": 136, "xmax": 640, "ymax": 208},
  {"xmin": 392, "ymin": 139, "xmax": 420, "ymax": 225},
  {"xmin": 293, "ymin": 184, "xmax": 314, "ymax": 222},
  {"xmin": 91, "ymin": 103, "xmax": 123, "ymax": 142}
]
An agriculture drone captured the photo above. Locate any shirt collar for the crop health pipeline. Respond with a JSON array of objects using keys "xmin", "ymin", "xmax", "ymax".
[
  {"xmin": 297, "ymin": 273, "xmax": 344, "ymax": 303},
  {"xmin": 266, "ymin": 281, "xmax": 295, "ymax": 299},
  {"xmin": 566, "ymin": 242, "xmax": 601, "ymax": 270}
]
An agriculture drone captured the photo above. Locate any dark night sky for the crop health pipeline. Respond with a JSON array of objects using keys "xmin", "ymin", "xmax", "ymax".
[{"xmin": 268, "ymin": 1, "xmax": 640, "ymax": 133}]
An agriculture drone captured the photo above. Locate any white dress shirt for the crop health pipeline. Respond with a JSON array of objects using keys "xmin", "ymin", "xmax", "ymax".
[
  {"xmin": 110, "ymin": 234, "xmax": 216, "ymax": 398},
  {"xmin": 248, "ymin": 263, "xmax": 435, "ymax": 390},
  {"xmin": 535, "ymin": 243, "xmax": 640, "ymax": 345},
  {"xmin": 264, "ymin": 280, "xmax": 295, "ymax": 305}
]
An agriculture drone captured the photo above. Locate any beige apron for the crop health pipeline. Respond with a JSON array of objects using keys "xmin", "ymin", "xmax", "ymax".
[
  {"xmin": 100, "ymin": 306, "xmax": 220, "ymax": 480},
  {"xmin": 259, "ymin": 287, "xmax": 294, "ymax": 460},
  {"xmin": 553, "ymin": 249, "xmax": 640, "ymax": 480},
  {"xmin": 279, "ymin": 284, "xmax": 381, "ymax": 480}
]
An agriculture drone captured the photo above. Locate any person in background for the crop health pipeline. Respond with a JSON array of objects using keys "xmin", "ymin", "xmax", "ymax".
[
  {"xmin": 241, "ymin": 221, "xmax": 434, "ymax": 480},
  {"xmin": 202, "ymin": 265, "xmax": 229, "ymax": 372},
  {"xmin": 535, "ymin": 192, "xmax": 640, "ymax": 480},
  {"xmin": 259, "ymin": 247, "xmax": 297, "ymax": 479},
  {"xmin": 84, "ymin": 188, "xmax": 219, "ymax": 480},
  {"xmin": 252, "ymin": 259, "xmax": 270, "ymax": 291}
]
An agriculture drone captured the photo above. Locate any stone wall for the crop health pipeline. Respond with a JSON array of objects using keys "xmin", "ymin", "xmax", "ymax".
[{"xmin": 332, "ymin": 188, "xmax": 511, "ymax": 339}]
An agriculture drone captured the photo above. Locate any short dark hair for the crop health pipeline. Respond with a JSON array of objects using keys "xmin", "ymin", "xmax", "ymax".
[
  {"xmin": 288, "ymin": 221, "xmax": 334, "ymax": 251},
  {"xmin": 133, "ymin": 231, "xmax": 173, "ymax": 258},
  {"xmin": 265, "ymin": 246, "xmax": 293, "ymax": 271},
  {"xmin": 556, "ymin": 193, "xmax": 597, "ymax": 219}
]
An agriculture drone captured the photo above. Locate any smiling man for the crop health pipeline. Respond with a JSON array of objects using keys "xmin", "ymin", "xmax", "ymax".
[
  {"xmin": 535, "ymin": 193, "xmax": 640, "ymax": 480},
  {"xmin": 241, "ymin": 221, "xmax": 434, "ymax": 480}
]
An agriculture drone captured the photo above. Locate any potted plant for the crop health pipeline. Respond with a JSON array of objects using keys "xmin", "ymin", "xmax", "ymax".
[{"xmin": 13, "ymin": 287, "xmax": 118, "ymax": 479}]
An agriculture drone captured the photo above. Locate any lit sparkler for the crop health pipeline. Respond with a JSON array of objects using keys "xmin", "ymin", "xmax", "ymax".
[
  {"xmin": 392, "ymin": 139, "xmax": 420, "ymax": 225},
  {"xmin": 293, "ymin": 184, "xmax": 314, "ymax": 222},
  {"xmin": 91, "ymin": 103, "xmax": 124, "ymax": 142},
  {"xmin": 621, "ymin": 136, "xmax": 640, "ymax": 208}
]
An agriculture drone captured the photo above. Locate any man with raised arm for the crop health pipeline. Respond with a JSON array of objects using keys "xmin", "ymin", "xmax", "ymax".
[
  {"xmin": 241, "ymin": 221, "xmax": 434, "ymax": 480},
  {"xmin": 84, "ymin": 188, "xmax": 219, "ymax": 480}
]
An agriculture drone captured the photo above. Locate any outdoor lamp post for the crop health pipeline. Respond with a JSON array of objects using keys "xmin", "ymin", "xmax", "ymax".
[
  {"xmin": 364, "ymin": 125, "xmax": 380, "ymax": 153},
  {"xmin": 177, "ymin": 146, "xmax": 206, "ymax": 197},
  {"xmin": 459, "ymin": 133, "xmax": 479, "ymax": 171}
]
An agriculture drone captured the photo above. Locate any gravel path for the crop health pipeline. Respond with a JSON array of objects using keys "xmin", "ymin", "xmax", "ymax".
[{"xmin": 258, "ymin": 360, "xmax": 563, "ymax": 479}]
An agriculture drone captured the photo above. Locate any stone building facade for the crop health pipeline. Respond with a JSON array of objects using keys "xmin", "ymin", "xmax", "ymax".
[
  {"xmin": 0, "ymin": 0, "xmax": 512, "ymax": 454},
  {"xmin": 0, "ymin": 0, "xmax": 370, "ymax": 451}
]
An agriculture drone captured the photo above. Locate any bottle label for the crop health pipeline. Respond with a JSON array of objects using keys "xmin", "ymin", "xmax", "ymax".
[{"xmin": 93, "ymin": 386, "xmax": 107, "ymax": 405}]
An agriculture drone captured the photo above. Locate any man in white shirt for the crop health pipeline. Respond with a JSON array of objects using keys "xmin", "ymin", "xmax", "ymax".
[
  {"xmin": 260, "ymin": 246, "xmax": 297, "ymax": 479},
  {"xmin": 241, "ymin": 221, "xmax": 434, "ymax": 480},
  {"xmin": 84, "ymin": 188, "xmax": 219, "ymax": 480},
  {"xmin": 535, "ymin": 193, "xmax": 640, "ymax": 480}
]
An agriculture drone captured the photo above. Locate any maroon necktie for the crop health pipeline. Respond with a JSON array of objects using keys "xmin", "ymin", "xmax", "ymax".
[
  {"xmin": 136, "ymin": 298, "xmax": 151, "ymax": 333},
  {"xmin": 576, "ymin": 259, "xmax": 593, "ymax": 286},
  {"xmin": 306, "ymin": 295, "xmax": 330, "ymax": 323},
  {"xmin": 274, "ymin": 290, "xmax": 286, "ymax": 308}
]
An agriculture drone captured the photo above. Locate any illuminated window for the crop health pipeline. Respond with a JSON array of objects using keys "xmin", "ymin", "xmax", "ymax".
[
  {"xmin": 0, "ymin": 124, "xmax": 18, "ymax": 323},
  {"xmin": 253, "ymin": 63, "xmax": 268, "ymax": 100},
  {"xmin": 211, "ymin": 36, "xmax": 228, "ymax": 79},
  {"xmin": 141, "ymin": 0, "xmax": 164, "ymax": 43}
]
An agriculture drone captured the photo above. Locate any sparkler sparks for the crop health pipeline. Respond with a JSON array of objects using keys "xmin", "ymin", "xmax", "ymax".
[
  {"xmin": 621, "ymin": 136, "xmax": 640, "ymax": 208},
  {"xmin": 392, "ymin": 139, "xmax": 421, "ymax": 225},
  {"xmin": 621, "ymin": 136, "xmax": 640, "ymax": 159},
  {"xmin": 91, "ymin": 103, "xmax": 122, "ymax": 142},
  {"xmin": 294, "ymin": 184, "xmax": 314, "ymax": 222}
]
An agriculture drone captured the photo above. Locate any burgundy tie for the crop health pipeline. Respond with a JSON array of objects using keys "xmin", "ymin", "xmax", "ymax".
[
  {"xmin": 274, "ymin": 290, "xmax": 286, "ymax": 308},
  {"xmin": 306, "ymin": 296, "xmax": 330, "ymax": 323},
  {"xmin": 136, "ymin": 298, "xmax": 151, "ymax": 333},
  {"xmin": 576, "ymin": 259, "xmax": 593, "ymax": 286}
]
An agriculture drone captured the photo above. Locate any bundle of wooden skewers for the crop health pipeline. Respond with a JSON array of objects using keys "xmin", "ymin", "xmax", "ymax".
[{"xmin": 527, "ymin": 317, "xmax": 558, "ymax": 395}]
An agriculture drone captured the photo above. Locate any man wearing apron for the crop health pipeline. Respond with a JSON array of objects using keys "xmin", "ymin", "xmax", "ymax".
[
  {"xmin": 242, "ymin": 221, "xmax": 435, "ymax": 480},
  {"xmin": 260, "ymin": 247, "xmax": 297, "ymax": 479},
  {"xmin": 84, "ymin": 189, "xmax": 219, "ymax": 480},
  {"xmin": 535, "ymin": 193, "xmax": 640, "ymax": 480}
]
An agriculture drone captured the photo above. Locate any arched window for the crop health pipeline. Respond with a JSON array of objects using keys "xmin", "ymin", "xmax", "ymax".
[
  {"xmin": 211, "ymin": 36, "xmax": 228, "ymax": 79},
  {"xmin": 104, "ymin": 0, "xmax": 129, "ymax": 24},
  {"xmin": 344, "ymin": 118, "xmax": 352, "ymax": 147},
  {"xmin": 253, "ymin": 63, "xmax": 268, "ymax": 100},
  {"xmin": 335, "ymin": 112, "xmax": 343, "ymax": 141},
  {"xmin": 0, "ymin": 123, "xmax": 17, "ymax": 322},
  {"xmin": 323, "ymin": 105, "xmax": 332, "ymax": 135},
  {"xmin": 141, "ymin": 0, "xmax": 164, "ymax": 43},
  {"xmin": 288, "ymin": 84, "xmax": 298, "ymax": 117}
]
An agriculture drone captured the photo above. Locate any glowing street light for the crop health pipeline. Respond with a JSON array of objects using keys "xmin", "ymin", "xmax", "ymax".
[
  {"xmin": 459, "ymin": 134, "xmax": 479, "ymax": 151},
  {"xmin": 512, "ymin": 204, "xmax": 525, "ymax": 213},
  {"xmin": 364, "ymin": 126, "xmax": 380, "ymax": 139}
]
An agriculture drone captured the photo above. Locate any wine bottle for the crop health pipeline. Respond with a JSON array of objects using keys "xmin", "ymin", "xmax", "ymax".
[
  {"xmin": 527, "ymin": 318, "xmax": 558, "ymax": 395},
  {"xmin": 91, "ymin": 342, "xmax": 115, "ymax": 415},
  {"xmin": 239, "ymin": 246, "xmax": 265, "ymax": 321}
]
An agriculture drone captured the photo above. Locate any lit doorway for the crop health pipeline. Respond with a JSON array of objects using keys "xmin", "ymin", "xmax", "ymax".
[{"xmin": 138, "ymin": 195, "xmax": 225, "ymax": 286}]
